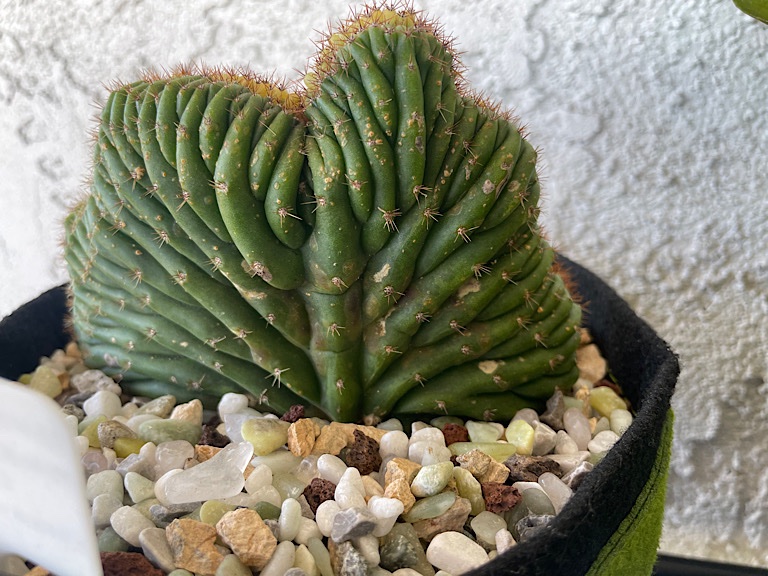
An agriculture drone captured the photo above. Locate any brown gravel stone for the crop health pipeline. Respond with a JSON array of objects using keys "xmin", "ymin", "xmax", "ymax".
[
  {"xmin": 303, "ymin": 477, "xmax": 338, "ymax": 514},
  {"xmin": 198, "ymin": 423, "xmax": 230, "ymax": 447},
  {"xmin": 166, "ymin": 518, "xmax": 224, "ymax": 575},
  {"xmin": 100, "ymin": 551, "xmax": 164, "ymax": 576},
  {"xmin": 341, "ymin": 429, "xmax": 383, "ymax": 475},
  {"xmin": 441, "ymin": 423, "xmax": 470, "ymax": 445},
  {"xmin": 216, "ymin": 508, "xmax": 278, "ymax": 569},
  {"xmin": 280, "ymin": 404, "xmax": 306, "ymax": 422},
  {"xmin": 504, "ymin": 454, "xmax": 563, "ymax": 483},
  {"xmin": 412, "ymin": 496, "xmax": 472, "ymax": 541},
  {"xmin": 482, "ymin": 482, "xmax": 522, "ymax": 514}
]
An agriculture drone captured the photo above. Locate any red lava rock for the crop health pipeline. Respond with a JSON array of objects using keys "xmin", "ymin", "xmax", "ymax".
[
  {"xmin": 198, "ymin": 423, "xmax": 230, "ymax": 447},
  {"xmin": 504, "ymin": 454, "xmax": 562, "ymax": 483},
  {"xmin": 280, "ymin": 404, "xmax": 306, "ymax": 423},
  {"xmin": 101, "ymin": 551, "xmax": 164, "ymax": 576},
  {"xmin": 303, "ymin": 477, "xmax": 338, "ymax": 514},
  {"xmin": 441, "ymin": 423, "xmax": 470, "ymax": 445},
  {"xmin": 482, "ymin": 482, "xmax": 522, "ymax": 514},
  {"xmin": 340, "ymin": 429, "xmax": 382, "ymax": 475}
]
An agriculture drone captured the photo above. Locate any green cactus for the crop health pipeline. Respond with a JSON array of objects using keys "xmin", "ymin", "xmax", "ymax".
[{"xmin": 63, "ymin": 5, "xmax": 582, "ymax": 422}]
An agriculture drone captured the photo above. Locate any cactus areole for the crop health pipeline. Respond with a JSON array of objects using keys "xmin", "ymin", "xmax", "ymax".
[{"xmin": 63, "ymin": 4, "xmax": 583, "ymax": 423}]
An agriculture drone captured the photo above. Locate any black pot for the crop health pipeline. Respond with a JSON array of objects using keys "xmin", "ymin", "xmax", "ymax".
[{"xmin": 0, "ymin": 257, "xmax": 678, "ymax": 576}]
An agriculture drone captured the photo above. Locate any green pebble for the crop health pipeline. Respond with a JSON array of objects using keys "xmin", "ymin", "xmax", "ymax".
[
  {"xmin": 411, "ymin": 462, "xmax": 454, "ymax": 497},
  {"xmin": 252, "ymin": 500, "xmax": 282, "ymax": 520},
  {"xmin": 272, "ymin": 472, "xmax": 307, "ymax": 501},
  {"xmin": 465, "ymin": 421, "xmax": 503, "ymax": 443},
  {"xmin": 589, "ymin": 386, "xmax": 628, "ymax": 418},
  {"xmin": 80, "ymin": 415, "xmax": 108, "ymax": 448},
  {"xmin": 241, "ymin": 418, "xmax": 290, "ymax": 456},
  {"xmin": 505, "ymin": 420, "xmax": 535, "ymax": 455},
  {"xmin": 216, "ymin": 554, "xmax": 252, "ymax": 576},
  {"xmin": 402, "ymin": 491, "xmax": 457, "ymax": 523},
  {"xmin": 430, "ymin": 416, "xmax": 465, "ymax": 429},
  {"xmin": 453, "ymin": 467, "xmax": 485, "ymax": 515},
  {"xmin": 448, "ymin": 441, "xmax": 518, "ymax": 462},
  {"xmin": 135, "ymin": 394, "xmax": 177, "ymax": 417},
  {"xmin": 132, "ymin": 497, "xmax": 161, "ymax": 520},
  {"xmin": 97, "ymin": 526, "xmax": 130, "ymax": 552},
  {"xmin": 114, "ymin": 437, "xmax": 148, "ymax": 458},
  {"xmin": 17, "ymin": 373, "xmax": 32, "ymax": 385},
  {"xmin": 199, "ymin": 500, "xmax": 236, "ymax": 525},
  {"xmin": 28, "ymin": 365, "xmax": 63, "ymax": 398},
  {"xmin": 138, "ymin": 419, "xmax": 202, "ymax": 445}
]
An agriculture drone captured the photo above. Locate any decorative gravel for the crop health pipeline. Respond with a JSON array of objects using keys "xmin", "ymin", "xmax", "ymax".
[{"xmin": 15, "ymin": 331, "xmax": 631, "ymax": 576}]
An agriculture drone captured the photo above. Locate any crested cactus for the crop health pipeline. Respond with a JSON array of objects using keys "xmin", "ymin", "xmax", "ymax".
[{"xmin": 63, "ymin": 4, "xmax": 582, "ymax": 422}]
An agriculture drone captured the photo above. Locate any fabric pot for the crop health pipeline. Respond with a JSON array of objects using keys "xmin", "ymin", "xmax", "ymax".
[{"xmin": 0, "ymin": 256, "xmax": 678, "ymax": 576}]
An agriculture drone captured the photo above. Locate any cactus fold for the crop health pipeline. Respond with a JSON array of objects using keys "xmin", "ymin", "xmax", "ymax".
[{"xmin": 63, "ymin": 4, "xmax": 582, "ymax": 422}]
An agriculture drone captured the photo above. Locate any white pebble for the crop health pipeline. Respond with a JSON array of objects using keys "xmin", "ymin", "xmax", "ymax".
[
  {"xmin": 410, "ymin": 427, "xmax": 445, "ymax": 445},
  {"xmin": 315, "ymin": 499, "xmax": 341, "ymax": 537},
  {"xmin": 294, "ymin": 544, "xmax": 319, "ymax": 575},
  {"xmin": 368, "ymin": 496, "xmax": 405, "ymax": 537},
  {"xmin": 512, "ymin": 408, "xmax": 539, "ymax": 426},
  {"xmin": 317, "ymin": 453, "xmax": 348, "ymax": 484},
  {"xmin": 377, "ymin": 418, "xmax": 404, "ymax": 431},
  {"xmin": 379, "ymin": 430, "xmax": 410, "ymax": 459},
  {"xmin": 532, "ymin": 421, "xmax": 557, "ymax": 456},
  {"xmin": 91, "ymin": 493, "xmax": 123, "ymax": 528},
  {"xmin": 294, "ymin": 516, "xmax": 323, "ymax": 545},
  {"xmin": 74, "ymin": 435, "xmax": 90, "ymax": 456},
  {"xmin": 546, "ymin": 452, "xmax": 591, "ymax": 474},
  {"xmin": 63, "ymin": 413, "xmax": 79, "ymax": 437},
  {"xmin": 124, "ymin": 471, "xmax": 155, "ymax": 504},
  {"xmin": 279, "ymin": 498, "xmax": 302, "ymax": 542},
  {"xmin": 495, "ymin": 529, "xmax": 516, "ymax": 554},
  {"xmin": 563, "ymin": 408, "xmax": 591, "ymax": 450},
  {"xmin": 110, "ymin": 505, "xmax": 155, "ymax": 547},
  {"xmin": 355, "ymin": 534, "xmax": 381, "ymax": 565},
  {"xmin": 426, "ymin": 531, "xmax": 489, "ymax": 574},
  {"xmin": 217, "ymin": 392, "xmax": 250, "ymax": 415},
  {"xmin": 83, "ymin": 390, "xmax": 123, "ymax": 419},
  {"xmin": 260, "ymin": 540, "xmax": 295, "ymax": 576},
  {"xmin": 588, "ymin": 430, "xmax": 620, "ymax": 454},
  {"xmin": 554, "ymin": 430, "xmax": 579, "ymax": 455},
  {"xmin": 538, "ymin": 472, "xmax": 573, "ymax": 514},
  {"xmin": 244, "ymin": 463, "xmax": 273, "ymax": 494},
  {"xmin": 420, "ymin": 445, "xmax": 452, "ymax": 465},
  {"xmin": 335, "ymin": 467, "xmax": 367, "ymax": 509},
  {"xmin": 610, "ymin": 409, "xmax": 633, "ymax": 436},
  {"xmin": 408, "ymin": 440, "xmax": 450, "ymax": 465},
  {"xmin": 86, "ymin": 469, "xmax": 123, "ymax": 503}
]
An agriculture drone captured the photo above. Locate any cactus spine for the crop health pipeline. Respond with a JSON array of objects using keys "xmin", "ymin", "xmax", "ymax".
[{"xmin": 64, "ymin": 4, "xmax": 582, "ymax": 422}]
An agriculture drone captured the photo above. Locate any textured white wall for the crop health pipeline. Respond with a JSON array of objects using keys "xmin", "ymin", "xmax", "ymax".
[{"xmin": 1, "ymin": 0, "xmax": 766, "ymax": 566}]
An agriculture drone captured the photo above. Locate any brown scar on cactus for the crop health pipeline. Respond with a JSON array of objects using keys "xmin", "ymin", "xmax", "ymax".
[{"xmin": 63, "ymin": 1, "xmax": 583, "ymax": 422}]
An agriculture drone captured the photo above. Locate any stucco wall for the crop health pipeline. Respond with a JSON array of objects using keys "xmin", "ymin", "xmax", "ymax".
[{"xmin": 1, "ymin": 0, "xmax": 766, "ymax": 566}]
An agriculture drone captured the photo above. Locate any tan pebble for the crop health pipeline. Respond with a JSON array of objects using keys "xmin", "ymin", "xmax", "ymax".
[
  {"xmin": 412, "ymin": 496, "xmax": 472, "ymax": 541},
  {"xmin": 361, "ymin": 474, "xmax": 385, "ymax": 500},
  {"xmin": 170, "ymin": 399, "xmax": 204, "ymax": 426},
  {"xmin": 311, "ymin": 423, "xmax": 349, "ymax": 456},
  {"xmin": 166, "ymin": 518, "xmax": 224, "ymax": 575},
  {"xmin": 288, "ymin": 418, "xmax": 320, "ymax": 457},
  {"xmin": 24, "ymin": 568, "xmax": 51, "ymax": 576},
  {"xmin": 383, "ymin": 477, "xmax": 416, "ymax": 514},
  {"xmin": 455, "ymin": 449, "xmax": 492, "ymax": 478},
  {"xmin": 384, "ymin": 458, "xmax": 422, "ymax": 486},
  {"xmin": 479, "ymin": 459, "xmax": 510, "ymax": 484},
  {"xmin": 576, "ymin": 344, "xmax": 607, "ymax": 383},
  {"xmin": 65, "ymin": 340, "xmax": 83, "ymax": 359},
  {"xmin": 216, "ymin": 508, "xmax": 277, "ymax": 570}
]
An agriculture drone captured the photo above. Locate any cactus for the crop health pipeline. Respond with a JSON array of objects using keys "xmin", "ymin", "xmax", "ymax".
[{"xmin": 63, "ymin": 4, "xmax": 582, "ymax": 422}]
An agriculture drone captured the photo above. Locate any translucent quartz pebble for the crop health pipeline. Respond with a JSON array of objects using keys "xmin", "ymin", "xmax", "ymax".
[
  {"xmin": 92, "ymin": 493, "xmax": 123, "ymax": 528},
  {"xmin": 154, "ymin": 442, "xmax": 253, "ymax": 505},
  {"xmin": 139, "ymin": 526, "xmax": 176, "ymax": 573},
  {"xmin": 295, "ymin": 455, "xmax": 320, "ymax": 485},
  {"xmin": 426, "ymin": 531, "xmax": 489, "ymax": 575},
  {"xmin": 252, "ymin": 450, "xmax": 301, "ymax": 475},
  {"xmin": 138, "ymin": 419, "xmax": 201, "ymax": 445},
  {"xmin": 218, "ymin": 392, "xmax": 250, "ymax": 415},
  {"xmin": 588, "ymin": 430, "xmax": 620, "ymax": 454},
  {"xmin": 610, "ymin": 409, "xmax": 633, "ymax": 436},
  {"xmin": 153, "ymin": 440, "xmax": 195, "ymax": 478},
  {"xmin": 86, "ymin": 469, "xmax": 124, "ymax": 503},
  {"xmin": 453, "ymin": 467, "xmax": 485, "ymax": 515},
  {"xmin": 495, "ymin": 529, "xmax": 516, "ymax": 554},
  {"xmin": 546, "ymin": 451, "xmax": 591, "ymax": 474},
  {"xmin": 306, "ymin": 537, "xmax": 334, "ymax": 576},
  {"xmin": 538, "ymin": 472, "xmax": 573, "ymax": 514},
  {"xmin": 470, "ymin": 511, "xmax": 508, "ymax": 547},
  {"xmin": 505, "ymin": 420, "xmax": 535, "ymax": 455},
  {"xmin": 512, "ymin": 408, "xmax": 539, "ymax": 427},
  {"xmin": 589, "ymin": 386, "xmax": 628, "ymax": 417},
  {"xmin": 409, "ymin": 441, "xmax": 452, "ymax": 465},
  {"xmin": 71, "ymin": 370, "xmax": 121, "ymax": 395},
  {"xmin": 135, "ymin": 395, "xmax": 176, "ymax": 418},
  {"xmin": 279, "ymin": 498, "xmax": 302, "ymax": 542},
  {"xmin": 335, "ymin": 467, "xmax": 367, "ymax": 509},
  {"xmin": 83, "ymin": 390, "xmax": 122, "ymax": 419},
  {"xmin": 330, "ymin": 506, "xmax": 377, "ymax": 543},
  {"xmin": 532, "ymin": 422, "xmax": 557, "ymax": 456},
  {"xmin": 410, "ymin": 427, "xmax": 445, "ymax": 444},
  {"xmin": 247, "ymin": 485, "xmax": 282, "ymax": 508},
  {"xmin": 222, "ymin": 411, "xmax": 261, "ymax": 444},
  {"xmin": 261, "ymin": 540, "xmax": 296, "ymax": 576},
  {"xmin": 241, "ymin": 418, "xmax": 290, "ymax": 456},
  {"xmin": 110, "ymin": 505, "xmax": 155, "ymax": 547},
  {"xmin": 368, "ymin": 495, "xmax": 405, "ymax": 537},
  {"xmin": 402, "ymin": 491, "xmax": 456, "ymax": 523},
  {"xmin": 318, "ymin": 453, "xmax": 348, "ymax": 484},
  {"xmin": 561, "ymin": 460, "xmax": 594, "ymax": 489},
  {"xmin": 380, "ymin": 430, "xmax": 410, "ymax": 459},
  {"xmin": 315, "ymin": 499, "xmax": 342, "ymax": 537},
  {"xmin": 81, "ymin": 447, "xmax": 109, "ymax": 475},
  {"xmin": 410, "ymin": 462, "xmax": 454, "ymax": 497},
  {"xmin": 562, "ymin": 408, "xmax": 591, "ymax": 451},
  {"xmin": 554, "ymin": 430, "xmax": 579, "ymax": 455},
  {"xmin": 244, "ymin": 463, "xmax": 273, "ymax": 494},
  {"xmin": 465, "ymin": 421, "xmax": 504, "ymax": 443}
]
